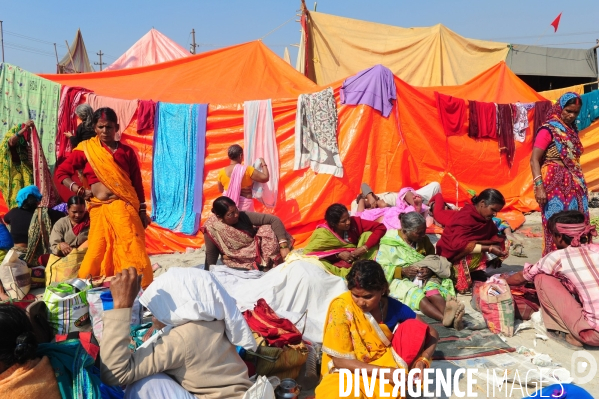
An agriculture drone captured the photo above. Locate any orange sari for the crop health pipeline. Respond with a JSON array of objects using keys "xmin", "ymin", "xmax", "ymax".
[{"xmin": 76, "ymin": 137, "xmax": 152, "ymax": 288}]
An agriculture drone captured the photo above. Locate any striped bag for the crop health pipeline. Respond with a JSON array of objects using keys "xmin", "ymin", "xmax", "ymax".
[{"xmin": 474, "ymin": 280, "xmax": 515, "ymax": 337}]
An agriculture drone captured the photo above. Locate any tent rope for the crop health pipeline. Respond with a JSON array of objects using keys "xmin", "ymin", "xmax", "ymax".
[{"xmin": 259, "ymin": 16, "xmax": 297, "ymax": 40}]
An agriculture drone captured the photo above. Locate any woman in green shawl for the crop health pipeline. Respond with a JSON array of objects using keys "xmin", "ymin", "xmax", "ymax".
[
  {"xmin": 303, "ymin": 203, "xmax": 386, "ymax": 277},
  {"xmin": 376, "ymin": 212, "xmax": 464, "ymax": 330}
]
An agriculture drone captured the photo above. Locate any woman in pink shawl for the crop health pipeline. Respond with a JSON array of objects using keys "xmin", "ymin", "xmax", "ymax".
[{"xmin": 217, "ymin": 144, "xmax": 269, "ymax": 211}]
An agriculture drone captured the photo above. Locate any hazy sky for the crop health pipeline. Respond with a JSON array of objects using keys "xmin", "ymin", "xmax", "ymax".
[{"xmin": 1, "ymin": 0, "xmax": 598, "ymax": 73}]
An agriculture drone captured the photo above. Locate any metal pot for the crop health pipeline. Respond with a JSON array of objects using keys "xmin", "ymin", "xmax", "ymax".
[{"xmin": 275, "ymin": 378, "xmax": 301, "ymax": 399}]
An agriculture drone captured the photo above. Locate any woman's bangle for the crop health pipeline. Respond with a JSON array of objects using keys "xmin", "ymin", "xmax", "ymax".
[
  {"xmin": 77, "ymin": 187, "xmax": 85, "ymax": 197},
  {"xmin": 414, "ymin": 356, "xmax": 431, "ymax": 368},
  {"xmin": 69, "ymin": 182, "xmax": 77, "ymax": 192},
  {"xmin": 534, "ymin": 179, "xmax": 543, "ymax": 187},
  {"xmin": 533, "ymin": 175, "xmax": 542, "ymax": 182}
]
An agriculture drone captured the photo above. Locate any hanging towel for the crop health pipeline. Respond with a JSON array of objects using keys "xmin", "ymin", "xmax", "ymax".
[
  {"xmin": 243, "ymin": 99, "xmax": 279, "ymax": 208},
  {"xmin": 497, "ymin": 104, "xmax": 515, "ymax": 168},
  {"xmin": 151, "ymin": 102, "xmax": 206, "ymax": 235},
  {"xmin": 468, "ymin": 101, "xmax": 497, "ymax": 139},
  {"xmin": 86, "ymin": 93, "xmax": 138, "ymax": 140},
  {"xmin": 136, "ymin": 99, "xmax": 156, "ymax": 133},
  {"xmin": 30, "ymin": 126, "xmax": 60, "ymax": 208},
  {"xmin": 56, "ymin": 86, "xmax": 91, "ymax": 164},
  {"xmin": 435, "ymin": 92, "xmax": 466, "ymax": 136},
  {"xmin": 533, "ymin": 101, "xmax": 552, "ymax": 137},
  {"xmin": 0, "ymin": 63, "xmax": 61, "ymax": 171},
  {"xmin": 511, "ymin": 102, "xmax": 534, "ymax": 143},
  {"xmin": 340, "ymin": 64, "xmax": 397, "ymax": 117},
  {"xmin": 576, "ymin": 90, "xmax": 599, "ymax": 131},
  {"xmin": 294, "ymin": 87, "xmax": 343, "ymax": 177}
]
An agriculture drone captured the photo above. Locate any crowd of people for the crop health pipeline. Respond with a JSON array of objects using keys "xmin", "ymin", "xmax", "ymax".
[{"xmin": 0, "ymin": 91, "xmax": 597, "ymax": 398}]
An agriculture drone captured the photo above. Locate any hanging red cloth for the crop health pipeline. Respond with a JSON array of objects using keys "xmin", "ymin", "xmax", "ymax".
[
  {"xmin": 136, "ymin": 100, "xmax": 156, "ymax": 133},
  {"xmin": 435, "ymin": 92, "xmax": 466, "ymax": 136},
  {"xmin": 497, "ymin": 104, "xmax": 515, "ymax": 168},
  {"xmin": 468, "ymin": 101, "xmax": 497, "ymax": 139}
]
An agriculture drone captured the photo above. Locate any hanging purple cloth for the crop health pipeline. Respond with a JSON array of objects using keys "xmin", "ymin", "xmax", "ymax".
[{"xmin": 340, "ymin": 64, "xmax": 397, "ymax": 117}]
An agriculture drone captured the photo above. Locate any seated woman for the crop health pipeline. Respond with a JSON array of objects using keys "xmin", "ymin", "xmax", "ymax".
[
  {"xmin": 100, "ymin": 267, "xmax": 255, "ymax": 399},
  {"xmin": 435, "ymin": 189, "xmax": 508, "ymax": 294},
  {"xmin": 376, "ymin": 212, "xmax": 462, "ymax": 329},
  {"xmin": 202, "ymin": 196, "xmax": 293, "ymax": 270},
  {"xmin": 504, "ymin": 211, "xmax": 599, "ymax": 349},
  {"xmin": 49, "ymin": 196, "xmax": 90, "ymax": 257},
  {"xmin": 217, "ymin": 144, "xmax": 269, "ymax": 212},
  {"xmin": 304, "ymin": 203, "xmax": 386, "ymax": 277},
  {"xmin": 0, "ymin": 305, "xmax": 61, "ymax": 399},
  {"xmin": 316, "ymin": 260, "xmax": 438, "ymax": 399},
  {"xmin": 353, "ymin": 182, "xmax": 439, "ymax": 229},
  {"xmin": 2, "ymin": 186, "xmax": 64, "ymax": 265}
]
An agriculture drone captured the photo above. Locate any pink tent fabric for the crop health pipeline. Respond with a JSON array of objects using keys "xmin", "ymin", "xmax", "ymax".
[{"xmin": 104, "ymin": 28, "xmax": 190, "ymax": 71}]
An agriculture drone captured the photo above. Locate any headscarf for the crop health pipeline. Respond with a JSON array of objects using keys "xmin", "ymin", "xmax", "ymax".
[
  {"xmin": 16, "ymin": 185, "xmax": 42, "ymax": 208},
  {"xmin": 555, "ymin": 222, "xmax": 597, "ymax": 247},
  {"xmin": 542, "ymin": 92, "xmax": 586, "ymax": 190},
  {"xmin": 139, "ymin": 267, "xmax": 257, "ymax": 350}
]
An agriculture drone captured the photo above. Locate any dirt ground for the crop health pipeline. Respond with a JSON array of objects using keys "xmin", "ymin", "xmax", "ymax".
[{"xmin": 149, "ymin": 211, "xmax": 599, "ymax": 398}]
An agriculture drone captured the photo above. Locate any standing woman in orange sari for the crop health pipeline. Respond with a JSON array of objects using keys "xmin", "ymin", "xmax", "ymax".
[{"xmin": 55, "ymin": 107, "xmax": 153, "ymax": 288}]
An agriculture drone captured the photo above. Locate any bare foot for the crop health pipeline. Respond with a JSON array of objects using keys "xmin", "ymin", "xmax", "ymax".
[
  {"xmin": 442, "ymin": 297, "xmax": 458, "ymax": 327},
  {"xmin": 565, "ymin": 333, "xmax": 584, "ymax": 347},
  {"xmin": 453, "ymin": 302, "xmax": 466, "ymax": 331}
]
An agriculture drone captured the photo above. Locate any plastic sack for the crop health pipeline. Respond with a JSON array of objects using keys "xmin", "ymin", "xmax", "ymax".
[
  {"xmin": 0, "ymin": 249, "xmax": 31, "ymax": 300},
  {"xmin": 242, "ymin": 375, "xmax": 275, "ymax": 399},
  {"xmin": 43, "ymin": 280, "xmax": 92, "ymax": 334},
  {"xmin": 45, "ymin": 249, "xmax": 87, "ymax": 286},
  {"xmin": 474, "ymin": 278, "xmax": 515, "ymax": 337},
  {"xmin": 88, "ymin": 287, "xmax": 143, "ymax": 343}
]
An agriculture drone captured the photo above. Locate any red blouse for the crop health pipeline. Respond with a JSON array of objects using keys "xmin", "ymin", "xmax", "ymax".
[{"xmin": 55, "ymin": 142, "xmax": 145, "ymax": 204}]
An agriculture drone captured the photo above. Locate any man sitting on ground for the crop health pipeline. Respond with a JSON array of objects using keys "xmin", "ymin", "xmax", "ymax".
[{"xmin": 504, "ymin": 210, "xmax": 599, "ymax": 349}]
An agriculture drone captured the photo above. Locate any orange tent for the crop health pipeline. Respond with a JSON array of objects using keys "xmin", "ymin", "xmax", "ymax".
[{"xmin": 32, "ymin": 41, "xmax": 551, "ymax": 253}]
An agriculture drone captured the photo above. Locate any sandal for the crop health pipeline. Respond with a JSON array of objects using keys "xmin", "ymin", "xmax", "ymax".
[
  {"xmin": 546, "ymin": 330, "xmax": 583, "ymax": 350},
  {"xmin": 511, "ymin": 243, "xmax": 527, "ymax": 258}
]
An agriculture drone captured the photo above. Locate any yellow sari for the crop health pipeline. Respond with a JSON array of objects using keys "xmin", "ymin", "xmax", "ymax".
[
  {"xmin": 76, "ymin": 137, "xmax": 153, "ymax": 288},
  {"xmin": 316, "ymin": 291, "xmax": 407, "ymax": 399}
]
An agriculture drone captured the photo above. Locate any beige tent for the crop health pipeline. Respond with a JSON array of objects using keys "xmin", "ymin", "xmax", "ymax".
[
  {"xmin": 299, "ymin": 11, "xmax": 511, "ymax": 87},
  {"xmin": 58, "ymin": 29, "xmax": 94, "ymax": 74}
]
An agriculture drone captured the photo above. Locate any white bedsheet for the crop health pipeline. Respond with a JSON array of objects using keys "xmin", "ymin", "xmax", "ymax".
[{"xmin": 211, "ymin": 260, "xmax": 348, "ymax": 344}]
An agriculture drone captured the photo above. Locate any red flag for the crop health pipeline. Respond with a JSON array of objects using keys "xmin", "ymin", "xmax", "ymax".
[{"xmin": 551, "ymin": 12, "xmax": 562, "ymax": 32}]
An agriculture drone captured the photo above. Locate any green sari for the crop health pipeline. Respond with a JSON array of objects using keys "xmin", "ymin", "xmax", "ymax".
[
  {"xmin": 0, "ymin": 125, "xmax": 33, "ymax": 209},
  {"xmin": 304, "ymin": 225, "xmax": 378, "ymax": 277},
  {"xmin": 376, "ymin": 229, "xmax": 455, "ymax": 310}
]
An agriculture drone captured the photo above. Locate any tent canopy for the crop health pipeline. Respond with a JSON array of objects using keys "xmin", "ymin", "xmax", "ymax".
[
  {"xmin": 41, "ymin": 41, "xmax": 318, "ymax": 103},
  {"xmin": 506, "ymin": 44, "xmax": 598, "ymax": 78},
  {"xmin": 58, "ymin": 29, "xmax": 94, "ymax": 74},
  {"xmin": 301, "ymin": 11, "xmax": 510, "ymax": 87},
  {"xmin": 38, "ymin": 41, "xmax": 553, "ymax": 252},
  {"xmin": 104, "ymin": 28, "xmax": 191, "ymax": 71}
]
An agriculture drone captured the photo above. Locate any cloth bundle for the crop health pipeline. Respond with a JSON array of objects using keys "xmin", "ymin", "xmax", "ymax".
[
  {"xmin": 139, "ymin": 267, "xmax": 257, "ymax": 351},
  {"xmin": 243, "ymin": 298, "xmax": 303, "ymax": 348}
]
